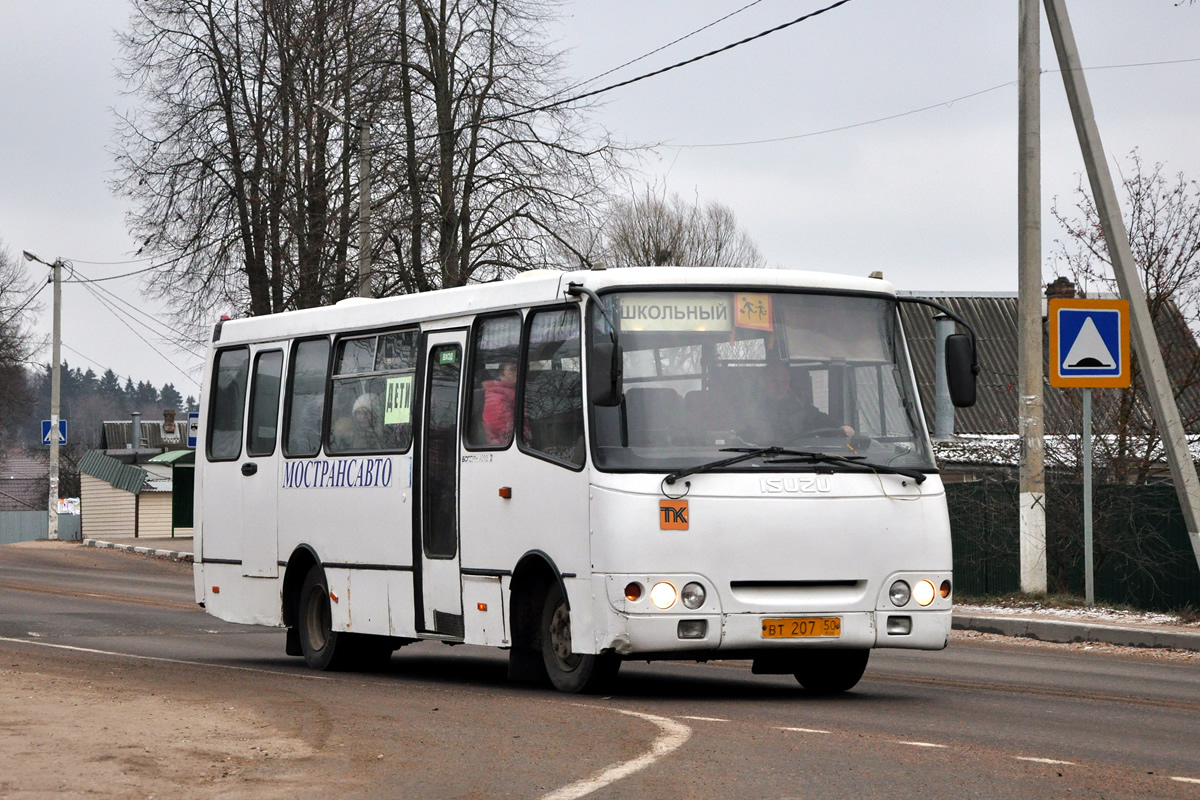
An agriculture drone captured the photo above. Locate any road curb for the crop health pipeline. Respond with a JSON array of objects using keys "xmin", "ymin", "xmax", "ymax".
[
  {"xmin": 83, "ymin": 538, "xmax": 193, "ymax": 563},
  {"xmin": 954, "ymin": 614, "xmax": 1200, "ymax": 652}
]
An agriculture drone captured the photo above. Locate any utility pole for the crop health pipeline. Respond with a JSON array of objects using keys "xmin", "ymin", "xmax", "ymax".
[
  {"xmin": 1018, "ymin": 0, "xmax": 1046, "ymax": 592},
  {"xmin": 1044, "ymin": 0, "xmax": 1200, "ymax": 573},
  {"xmin": 23, "ymin": 251, "xmax": 62, "ymax": 541},
  {"xmin": 317, "ymin": 102, "xmax": 372, "ymax": 299},
  {"xmin": 358, "ymin": 119, "xmax": 372, "ymax": 298}
]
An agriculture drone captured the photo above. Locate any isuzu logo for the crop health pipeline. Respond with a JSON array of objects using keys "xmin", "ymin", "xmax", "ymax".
[{"xmin": 759, "ymin": 476, "xmax": 831, "ymax": 494}]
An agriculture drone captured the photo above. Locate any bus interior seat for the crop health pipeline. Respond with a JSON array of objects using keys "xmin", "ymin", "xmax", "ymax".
[
  {"xmin": 523, "ymin": 370, "xmax": 584, "ymax": 456},
  {"xmin": 624, "ymin": 387, "xmax": 682, "ymax": 446}
]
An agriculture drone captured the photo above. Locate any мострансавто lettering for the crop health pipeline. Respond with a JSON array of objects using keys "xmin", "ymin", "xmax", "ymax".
[{"xmin": 282, "ymin": 457, "xmax": 393, "ymax": 489}]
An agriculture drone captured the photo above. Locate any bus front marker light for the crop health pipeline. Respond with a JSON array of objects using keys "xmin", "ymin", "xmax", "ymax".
[
  {"xmin": 940, "ymin": 579, "xmax": 952, "ymax": 599},
  {"xmin": 624, "ymin": 582, "xmax": 643, "ymax": 602},
  {"xmin": 681, "ymin": 582, "xmax": 706, "ymax": 609},
  {"xmin": 678, "ymin": 620, "xmax": 707, "ymax": 639},
  {"xmin": 913, "ymin": 579, "xmax": 936, "ymax": 607},
  {"xmin": 650, "ymin": 582, "xmax": 677, "ymax": 609},
  {"xmin": 889, "ymin": 580, "xmax": 910, "ymax": 607}
]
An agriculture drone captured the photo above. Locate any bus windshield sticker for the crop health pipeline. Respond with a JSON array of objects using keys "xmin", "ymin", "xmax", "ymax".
[
  {"xmin": 385, "ymin": 374, "xmax": 414, "ymax": 424},
  {"xmin": 735, "ymin": 293, "xmax": 773, "ymax": 332},
  {"xmin": 438, "ymin": 349, "xmax": 458, "ymax": 365},
  {"xmin": 659, "ymin": 499, "xmax": 689, "ymax": 530},
  {"xmin": 619, "ymin": 294, "xmax": 731, "ymax": 333}
]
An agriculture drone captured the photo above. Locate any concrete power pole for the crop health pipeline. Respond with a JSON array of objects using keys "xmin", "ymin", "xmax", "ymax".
[
  {"xmin": 48, "ymin": 257, "xmax": 61, "ymax": 541},
  {"xmin": 358, "ymin": 120, "xmax": 372, "ymax": 298},
  {"xmin": 23, "ymin": 251, "xmax": 62, "ymax": 541},
  {"xmin": 1018, "ymin": 0, "xmax": 1047, "ymax": 592},
  {"xmin": 1044, "ymin": 0, "xmax": 1200, "ymax": 573}
]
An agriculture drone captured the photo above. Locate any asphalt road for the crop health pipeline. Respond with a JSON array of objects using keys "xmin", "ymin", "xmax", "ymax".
[{"xmin": 2, "ymin": 542, "xmax": 1198, "ymax": 799}]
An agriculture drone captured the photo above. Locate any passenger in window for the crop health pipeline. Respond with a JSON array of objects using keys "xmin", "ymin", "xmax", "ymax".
[
  {"xmin": 482, "ymin": 360, "xmax": 519, "ymax": 445},
  {"xmin": 746, "ymin": 360, "xmax": 854, "ymax": 444},
  {"xmin": 333, "ymin": 393, "xmax": 385, "ymax": 450}
]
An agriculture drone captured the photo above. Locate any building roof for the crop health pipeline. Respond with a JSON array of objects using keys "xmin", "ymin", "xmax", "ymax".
[
  {"xmin": 100, "ymin": 421, "xmax": 168, "ymax": 450},
  {"xmin": 148, "ymin": 449, "xmax": 195, "ymax": 465},
  {"xmin": 78, "ymin": 450, "xmax": 148, "ymax": 494}
]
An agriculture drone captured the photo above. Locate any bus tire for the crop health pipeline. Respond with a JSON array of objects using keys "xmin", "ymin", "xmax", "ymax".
[
  {"xmin": 298, "ymin": 564, "xmax": 350, "ymax": 671},
  {"xmin": 793, "ymin": 649, "xmax": 870, "ymax": 694},
  {"xmin": 540, "ymin": 582, "xmax": 619, "ymax": 694}
]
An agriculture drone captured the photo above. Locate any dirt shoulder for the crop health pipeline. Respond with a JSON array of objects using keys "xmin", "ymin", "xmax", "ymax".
[{"xmin": 0, "ymin": 651, "xmax": 358, "ymax": 800}]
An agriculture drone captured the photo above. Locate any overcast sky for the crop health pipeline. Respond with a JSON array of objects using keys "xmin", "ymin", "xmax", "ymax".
[{"xmin": 2, "ymin": 0, "xmax": 1198, "ymax": 394}]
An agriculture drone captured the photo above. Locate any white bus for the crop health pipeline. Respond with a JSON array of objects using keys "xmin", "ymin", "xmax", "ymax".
[{"xmin": 194, "ymin": 267, "xmax": 977, "ymax": 693}]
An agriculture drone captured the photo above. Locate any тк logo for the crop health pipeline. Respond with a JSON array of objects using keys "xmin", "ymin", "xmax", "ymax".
[
  {"xmin": 659, "ymin": 499, "xmax": 689, "ymax": 530},
  {"xmin": 759, "ymin": 477, "xmax": 831, "ymax": 494}
]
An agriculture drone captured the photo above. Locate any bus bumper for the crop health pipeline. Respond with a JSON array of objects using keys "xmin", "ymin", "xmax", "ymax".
[{"xmin": 594, "ymin": 609, "xmax": 950, "ymax": 656}]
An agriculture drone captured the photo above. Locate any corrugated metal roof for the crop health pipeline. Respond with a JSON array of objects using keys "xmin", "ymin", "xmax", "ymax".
[
  {"xmin": 78, "ymin": 451, "xmax": 148, "ymax": 494},
  {"xmin": 0, "ymin": 451, "xmax": 48, "ymax": 480},
  {"xmin": 100, "ymin": 421, "xmax": 167, "ymax": 450},
  {"xmin": 903, "ymin": 295, "xmax": 1200, "ymax": 436},
  {"xmin": 148, "ymin": 449, "xmax": 195, "ymax": 465}
]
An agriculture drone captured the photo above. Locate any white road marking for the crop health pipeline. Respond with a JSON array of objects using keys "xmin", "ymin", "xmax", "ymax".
[
  {"xmin": 778, "ymin": 726, "xmax": 831, "ymax": 734},
  {"xmin": 895, "ymin": 741, "xmax": 948, "ymax": 748},
  {"xmin": 0, "ymin": 636, "xmax": 335, "ymax": 681},
  {"xmin": 1171, "ymin": 777, "xmax": 1200, "ymax": 784},
  {"xmin": 540, "ymin": 710, "xmax": 692, "ymax": 800},
  {"xmin": 1015, "ymin": 757, "xmax": 1075, "ymax": 766},
  {"xmin": 680, "ymin": 715, "xmax": 728, "ymax": 722}
]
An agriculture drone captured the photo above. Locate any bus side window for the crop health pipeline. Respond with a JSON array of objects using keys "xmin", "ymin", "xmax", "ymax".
[
  {"xmin": 246, "ymin": 350, "xmax": 284, "ymax": 457},
  {"xmin": 208, "ymin": 347, "xmax": 250, "ymax": 461},
  {"xmin": 522, "ymin": 307, "xmax": 584, "ymax": 467},
  {"xmin": 328, "ymin": 331, "xmax": 416, "ymax": 454},
  {"xmin": 465, "ymin": 314, "xmax": 522, "ymax": 448},
  {"xmin": 284, "ymin": 338, "xmax": 330, "ymax": 458}
]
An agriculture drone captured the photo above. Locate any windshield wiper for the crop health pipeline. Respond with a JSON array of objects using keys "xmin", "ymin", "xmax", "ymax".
[
  {"xmin": 664, "ymin": 447, "xmax": 862, "ymax": 486},
  {"xmin": 767, "ymin": 452, "xmax": 927, "ymax": 484},
  {"xmin": 663, "ymin": 446, "xmax": 926, "ymax": 486}
]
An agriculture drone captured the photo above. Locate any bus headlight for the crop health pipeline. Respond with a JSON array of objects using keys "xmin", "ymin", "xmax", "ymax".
[
  {"xmin": 650, "ymin": 582, "xmax": 677, "ymax": 609},
  {"xmin": 681, "ymin": 582, "xmax": 706, "ymax": 609},
  {"xmin": 889, "ymin": 580, "xmax": 911, "ymax": 607},
  {"xmin": 913, "ymin": 579, "xmax": 936, "ymax": 607}
]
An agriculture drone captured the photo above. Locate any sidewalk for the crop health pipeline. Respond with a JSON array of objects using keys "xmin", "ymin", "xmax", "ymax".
[{"xmin": 78, "ymin": 535, "xmax": 1200, "ymax": 653}]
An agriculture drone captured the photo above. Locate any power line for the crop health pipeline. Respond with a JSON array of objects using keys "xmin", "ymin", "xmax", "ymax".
[
  {"xmin": 65, "ymin": 263, "xmax": 201, "ymax": 346},
  {"xmin": 0, "ymin": 282, "xmax": 48, "ymax": 328},
  {"xmin": 554, "ymin": 0, "xmax": 770, "ymax": 99},
  {"xmin": 468, "ymin": 0, "xmax": 857, "ymax": 132},
  {"xmin": 666, "ymin": 54, "xmax": 1200, "ymax": 150},
  {"xmin": 63, "ymin": 256, "xmax": 156, "ymax": 266},
  {"xmin": 62, "ymin": 263, "xmax": 161, "ymax": 283},
  {"xmin": 673, "ymin": 81, "xmax": 1018, "ymax": 149},
  {"xmin": 74, "ymin": 283, "xmax": 201, "ymax": 388}
]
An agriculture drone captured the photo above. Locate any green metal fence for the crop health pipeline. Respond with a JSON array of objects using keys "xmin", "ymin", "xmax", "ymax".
[{"xmin": 947, "ymin": 481, "xmax": 1200, "ymax": 612}]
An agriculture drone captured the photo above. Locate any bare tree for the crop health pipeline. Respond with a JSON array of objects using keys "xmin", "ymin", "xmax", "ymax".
[
  {"xmin": 1051, "ymin": 150, "xmax": 1200, "ymax": 484},
  {"xmin": 599, "ymin": 185, "xmax": 767, "ymax": 269},
  {"xmin": 113, "ymin": 0, "xmax": 628, "ymax": 330},
  {"xmin": 0, "ymin": 240, "xmax": 40, "ymax": 448}
]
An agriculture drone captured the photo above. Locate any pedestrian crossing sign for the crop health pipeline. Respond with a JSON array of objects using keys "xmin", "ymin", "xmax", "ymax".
[{"xmin": 1048, "ymin": 298, "xmax": 1130, "ymax": 388}]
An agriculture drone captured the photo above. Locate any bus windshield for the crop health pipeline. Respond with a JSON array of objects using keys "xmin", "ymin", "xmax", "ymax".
[{"xmin": 590, "ymin": 289, "xmax": 935, "ymax": 473}]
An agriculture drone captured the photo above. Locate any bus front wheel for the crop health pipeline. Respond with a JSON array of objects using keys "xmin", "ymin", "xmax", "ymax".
[
  {"xmin": 793, "ymin": 649, "xmax": 870, "ymax": 694},
  {"xmin": 540, "ymin": 582, "xmax": 619, "ymax": 693},
  {"xmin": 298, "ymin": 565, "xmax": 348, "ymax": 670}
]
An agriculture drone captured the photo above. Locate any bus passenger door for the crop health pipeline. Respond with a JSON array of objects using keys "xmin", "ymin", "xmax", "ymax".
[
  {"xmin": 415, "ymin": 330, "xmax": 466, "ymax": 636},
  {"xmin": 240, "ymin": 346, "xmax": 284, "ymax": 577}
]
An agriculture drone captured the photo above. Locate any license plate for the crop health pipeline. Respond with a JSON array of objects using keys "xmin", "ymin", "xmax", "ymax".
[{"xmin": 761, "ymin": 617, "xmax": 842, "ymax": 639}]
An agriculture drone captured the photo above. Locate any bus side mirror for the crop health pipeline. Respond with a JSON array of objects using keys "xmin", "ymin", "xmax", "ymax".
[
  {"xmin": 589, "ymin": 342, "xmax": 623, "ymax": 406},
  {"xmin": 945, "ymin": 333, "xmax": 977, "ymax": 408}
]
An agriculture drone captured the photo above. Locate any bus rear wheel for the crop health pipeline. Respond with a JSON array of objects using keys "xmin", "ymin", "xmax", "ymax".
[
  {"xmin": 793, "ymin": 649, "xmax": 870, "ymax": 694},
  {"xmin": 540, "ymin": 582, "xmax": 619, "ymax": 694}
]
